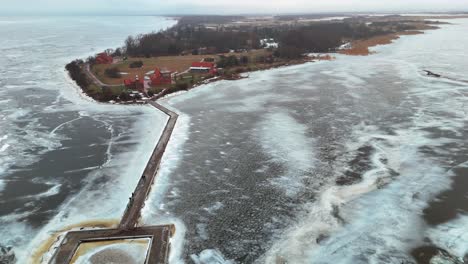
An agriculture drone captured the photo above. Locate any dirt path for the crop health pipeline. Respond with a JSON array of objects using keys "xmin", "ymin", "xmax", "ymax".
[{"xmin": 84, "ymin": 63, "xmax": 121, "ymax": 87}]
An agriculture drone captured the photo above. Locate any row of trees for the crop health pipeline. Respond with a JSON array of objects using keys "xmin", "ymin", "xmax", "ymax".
[
  {"xmin": 123, "ymin": 27, "xmax": 260, "ymax": 57},
  {"xmin": 122, "ymin": 20, "xmax": 395, "ymax": 60},
  {"xmin": 65, "ymin": 60, "xmax": 89, "ymax": 88},
  {"xmin": 124, "ymin": 33, "xmax": 181, "ymax": 57},
  {"xmin": 274, "ymin": 22, "xmax": 393, "ymax": 59},
  {"xmin": 66, "ymin": 60, "xmax": 116, "ymax": 102},
  {"xmin": 276, "ymin": 25, "xmax": 344, "ymax": 58}
]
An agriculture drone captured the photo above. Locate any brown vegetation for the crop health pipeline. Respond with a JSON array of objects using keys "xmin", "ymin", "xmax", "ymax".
[{"xmin": 339, "ymin": 31, "xmax": 423, "ymax": 56}]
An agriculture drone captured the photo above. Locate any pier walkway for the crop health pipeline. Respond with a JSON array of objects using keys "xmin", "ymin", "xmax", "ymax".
[
  {"xmin": 50, "ymin": 100, "xmax": 179, "ymax": 264},
  {"xmin": 119, "ymin": 101, "xmax": 178, "ymax": 229}
]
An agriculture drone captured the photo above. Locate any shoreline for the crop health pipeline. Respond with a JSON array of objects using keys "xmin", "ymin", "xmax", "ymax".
[
  {"xmin": 43, "ymin": 100, "xmax": 178, "ymax": 263},
  {"xmin": 338, "ymin": 30, "xmax": 425, "ymax": 56},
  {"xmin": 70, "ymin": 57, "xmax": 325, "ymax": 105},
  {"xmin": 68, "ymin": 28, "xmax": 444, "ymax": 105},
  {"xmin": 64, "ymin": 14, "xmax": 467, "ymax": 105},
  {"xmin": 44, "ymin": 15, "xmax": 461, "ymax": 262}
]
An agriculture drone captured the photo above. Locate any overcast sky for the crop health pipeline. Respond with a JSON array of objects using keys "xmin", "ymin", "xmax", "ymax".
[{"xmin": 2, "ymin": 0, "xmax": 468, "ymax": 15}]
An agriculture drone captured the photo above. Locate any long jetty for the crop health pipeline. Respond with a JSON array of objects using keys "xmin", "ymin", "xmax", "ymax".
[
  {"xmin": 50, "ymin": 101, "xmax": 179, "ymax": 264},
  {"xmin": 119, "ymin": 101, "xmax": 178, "ymax": 229}
]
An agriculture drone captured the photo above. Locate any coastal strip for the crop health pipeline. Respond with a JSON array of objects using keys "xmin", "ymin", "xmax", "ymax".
[{"xmin": 70, "ymin": 15, "xmax": 452, "ymax": 104}]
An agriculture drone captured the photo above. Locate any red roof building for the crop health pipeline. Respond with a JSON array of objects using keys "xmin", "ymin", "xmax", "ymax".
[
  {"xmin": 191, "ymin": 62, "xmax": 214, "ymax": 69},
  {"xmin": 190, "ymin": 62, "xmax": 217, "ymax": 74},
  {"xmin": 123, "ymin": 79, "xmax": 133, "ymax": 86},
  {"xmin": 150, "ymin": 68, "xmax": 173, "ymax": 86},
  {"xmin": 96, "ymin": 52, "xmax": 113, "ymax": 64},
  {"xmin": 123, "ymin": 76, "xmax": 144, "ymax": 91}
]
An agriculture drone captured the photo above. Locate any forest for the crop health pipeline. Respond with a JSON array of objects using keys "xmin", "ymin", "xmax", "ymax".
[
  {"xmin": 65, "ymin": 60, "xmax": 89, "ymax": 88},
  {"xmin": 121, "ymin": 17, "xmax": 401, "ymax": 59}
]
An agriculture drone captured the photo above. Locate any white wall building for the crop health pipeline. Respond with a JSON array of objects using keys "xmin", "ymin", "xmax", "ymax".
[{"xmin": 260, "ymin": 38, "xmax": 279, "ymax": 49}]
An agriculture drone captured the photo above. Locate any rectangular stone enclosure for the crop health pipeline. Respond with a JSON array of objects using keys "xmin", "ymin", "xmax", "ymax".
[{"xmin": 50, "ymin": 225, "xmax": 174, "ymax": 264}]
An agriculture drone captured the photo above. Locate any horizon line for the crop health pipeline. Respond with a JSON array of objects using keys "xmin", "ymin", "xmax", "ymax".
[{"xmin": 1, "ymin": 10, "xmax": 468, "ymax": 17}]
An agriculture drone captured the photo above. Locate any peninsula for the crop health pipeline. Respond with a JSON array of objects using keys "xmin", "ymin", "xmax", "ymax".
[{"xmin": 66, "ymin": 14, "xmax": 460, "ymax": 103}]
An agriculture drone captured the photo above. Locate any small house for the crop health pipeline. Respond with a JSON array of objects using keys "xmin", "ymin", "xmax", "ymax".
[
  {"xmin": 96, "ymin": 52, "xmax": 113, "ymax": 64},
  {"xmin": 150, "ymin": 68, "xmax": 173, "ymax": 86},
  {"xmin": 190, "ymin": 62, "xmax": 216, "ymax": 74},
  {"xmin": 123, "ymin": 75, "xmax": 144, "ymax": 91},
  {"xmin": 260, "ymin": 39, "xmax": 279, "ymax": 49}
]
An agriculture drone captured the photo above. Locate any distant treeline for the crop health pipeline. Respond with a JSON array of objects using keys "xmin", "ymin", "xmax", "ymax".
[
  {"xmin": 124, "ymin": 27, "xmax": 260, "ymax": 57},
  {"xmin": 274, "ymin": 14, "xmax": 347, "ymax": 21},
  {"xmin": 121, "ymin": 19, "xmax": 404, "ymax": 59},
  {"xmin": 276, "ymin": 22, "xmax": 390, "ymax": 58}
]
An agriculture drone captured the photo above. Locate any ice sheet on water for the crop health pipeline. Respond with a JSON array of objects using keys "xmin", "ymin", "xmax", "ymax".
[
  {"xmin": 3, "ymin": 50, "xmax": 171, "ymax": 259},
  {"xmin": 427, "ymin": 215, "xmax": 468, "ymax": 261},
  {"xmin": 15, "ymin": 107, "xmax": 168, "ymax": 263},
  {"xmin": 0, "ymin": 109, "xmax": 65, "ymax": 177},
  {"xmin": 191, "ymin": 249, "xmax": 234, "ymax": 264},
  {"xmin": 264, "ymin": 21, "xmax": 468, "ymax": 263},
  {"xmin": 117, "ymin": 18, "xmax": 468, "ymax": 263},
  {"xmin": 263, "ymin": 118, "xmax": 455, "ymax": 263},
  {"xmin": 203, "ymin": 201, "xmax": 224, "ymax": 215},
  {"xmin": 0, "ymin": 143, "xmax": 9, "ymax": 153},
  {"xmin": 1, "ymin": 17, "xmax": 177, "ymax": 258},
  {"xmin": 256, "ymin": 111, "xmax": 317, "ymax": 196}
]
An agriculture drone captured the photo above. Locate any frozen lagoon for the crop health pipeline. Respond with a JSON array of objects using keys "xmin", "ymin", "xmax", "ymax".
[{"xmin": 142, "ymin": 19, "xmax": 468, "ymax": 263}]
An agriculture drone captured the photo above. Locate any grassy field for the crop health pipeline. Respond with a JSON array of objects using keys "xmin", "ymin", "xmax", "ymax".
[
  {"xmin": 86, "ymin": 84, "xmax": 102, "ymax": 95},
  {"xmin": 91, "ymin": 54, "xmax": 212, "ymax": 85},
  {"xmin": 91, "ymin": 50, "xmax": 270, "ymax": 86},
  {"xmin": 103, "ymin": 85, "xmax": 126, "ymax": 96}
]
